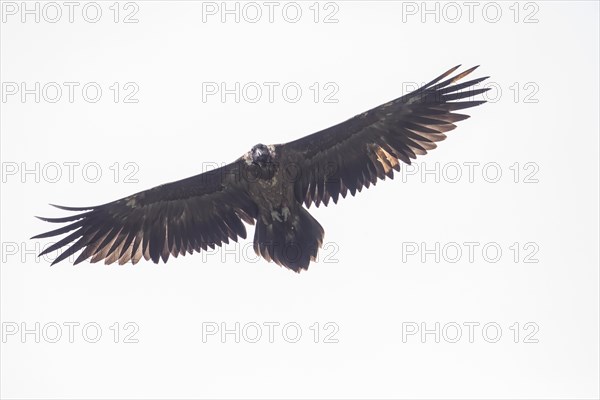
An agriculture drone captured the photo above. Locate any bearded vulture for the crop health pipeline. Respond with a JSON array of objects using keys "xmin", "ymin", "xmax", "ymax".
[{"xmin": 32, "ymin": 65, "xmax": 489, "ymax": 272}]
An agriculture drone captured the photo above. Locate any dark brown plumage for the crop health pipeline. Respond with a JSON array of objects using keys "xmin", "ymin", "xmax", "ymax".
[{"xmin": 32, "ymin": 65, "xmax": 489, "ymax": 272}]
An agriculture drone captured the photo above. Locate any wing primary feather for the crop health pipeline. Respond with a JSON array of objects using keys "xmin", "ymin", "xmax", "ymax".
[
  {"xmin": 438, "ymin": 76, "xmax": 489, "ymax": 95},
  {"xmin": 39, "ymin": 228, "xmax": 84, "ymax": 256},
  {"xmin": 416, "ymin": 65, "xmax": 462, "ymax": 93},
  {"xmin": 31, "ymin": 220, "xmax": 85, "ymax": 239},
  {"xmin": 50, "ymin": 238, "xmax": 88, "ymax": 265},
  {"xmin": 50, "ymin": 204, "xmax": 96, "ymax": 211}
]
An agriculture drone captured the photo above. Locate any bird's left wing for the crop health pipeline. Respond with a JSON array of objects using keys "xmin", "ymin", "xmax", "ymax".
[
  {"xmin": 279, "ymin": 65, "xmax": 489, "ymax": 208},
  {"xmin": 32, "ymin": 160, "xmax": 258, "ymax": 265}
]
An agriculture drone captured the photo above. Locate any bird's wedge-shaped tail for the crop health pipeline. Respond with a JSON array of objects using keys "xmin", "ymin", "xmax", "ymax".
[{"xmin": 253, "ymin": 206, "xmax": 324, "ymax": 272}]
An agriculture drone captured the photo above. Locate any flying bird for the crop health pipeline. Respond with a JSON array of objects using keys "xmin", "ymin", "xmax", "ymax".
[{"xmin": 33, "ymin": 65, "xmax": 489, "ymax": 272}]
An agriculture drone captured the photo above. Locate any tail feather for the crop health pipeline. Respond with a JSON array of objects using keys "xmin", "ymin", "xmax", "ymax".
[{"xmin": 254, "ymin": 207, "xmax": 324, "ymax": 272}]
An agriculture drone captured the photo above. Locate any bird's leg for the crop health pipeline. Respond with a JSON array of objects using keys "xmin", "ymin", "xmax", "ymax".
[
  {"xmin": 271, "ymin": 210, "xmax": 283, "ymax": 222},
  {"xmin": 281, "ymin": 206, "xmax": 290, "ymax": 221},
  {"xmin": 271, "ymin": 206, "xmax": 291, "ymax": 222}
]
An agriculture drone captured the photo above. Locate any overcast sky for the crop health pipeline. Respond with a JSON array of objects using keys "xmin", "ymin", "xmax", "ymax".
[{"xmin": 1, "ymin": 1, "xmax": 599, "ymax": 399}]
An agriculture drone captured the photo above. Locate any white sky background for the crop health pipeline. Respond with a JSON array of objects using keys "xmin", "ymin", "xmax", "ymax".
[{"xmin": 1, "ymin": 1, "xmax": 599, "ymax": 399}]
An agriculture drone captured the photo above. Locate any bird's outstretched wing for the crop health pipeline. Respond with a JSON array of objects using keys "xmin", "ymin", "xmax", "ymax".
[
  {"xmin": 32, "ymin": 160, "xmax": 258, "ymax": 265},
  {"xmin": 280, "ymin": 65, "xmax": 489, "ymax": 208}
]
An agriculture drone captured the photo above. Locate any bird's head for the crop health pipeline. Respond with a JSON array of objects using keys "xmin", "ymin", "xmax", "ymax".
[{"xmin": 251, "ymin": 143, "xmax": 272, "ymax": 165}]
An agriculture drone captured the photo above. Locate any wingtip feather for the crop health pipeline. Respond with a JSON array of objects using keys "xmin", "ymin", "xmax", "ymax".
[
  {"xmin": 450, "ymin": 65, "xmax": 480, "ymax": 83},
  {"xmin": 447, "ymin": 64, "xmax": 462, "ymax": 75},
  {"xmin": 50, "ymin": 203, "xmax": 95, "ymax": 211}
]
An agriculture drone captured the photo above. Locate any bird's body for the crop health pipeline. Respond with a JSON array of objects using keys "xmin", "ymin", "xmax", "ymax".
[{"xmin": 33, "ymin": 65, "xmax": 490, "ymax": 272}]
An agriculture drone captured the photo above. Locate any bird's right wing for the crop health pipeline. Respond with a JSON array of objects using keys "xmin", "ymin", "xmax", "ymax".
[
  {"xmin": 32, "ymin": 159, "xmax": 259, "ymax": 265},
  {"xmin": 279, "ymin": 65, "xmax": 489, "ymax": 208}
]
